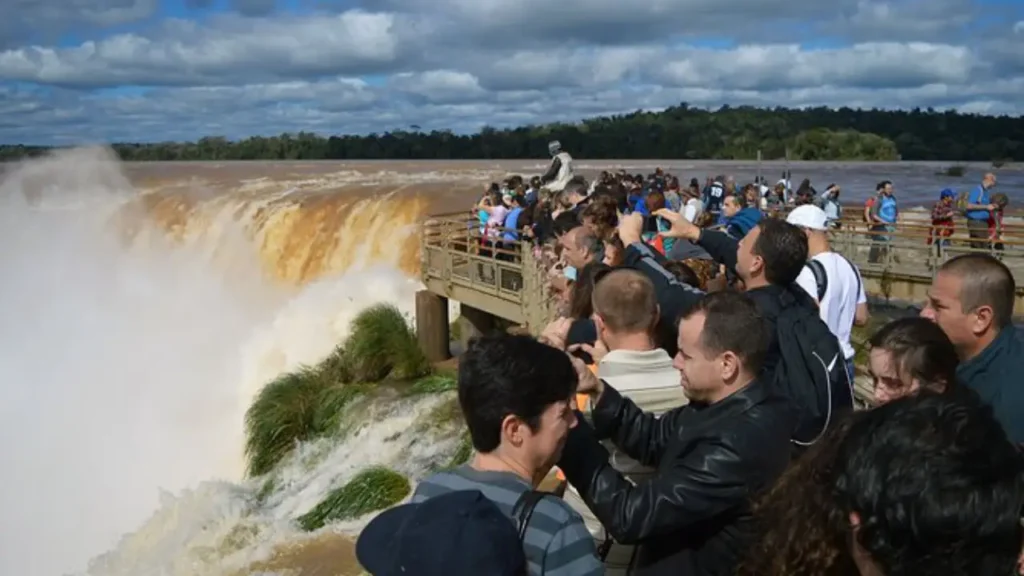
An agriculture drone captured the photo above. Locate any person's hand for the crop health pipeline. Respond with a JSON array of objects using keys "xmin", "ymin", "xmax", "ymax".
[
  {"xmin": 618, "ymin": 212, "xmax": 644, "ymax": 246},
  {"xmin": 567, "ymin": 353, "xmax": 603, "ymax": 397},
  {"xmin": 707, "ymin": 264, "xmax": 730, "ymax": 292},
  {"xmin": 568, "ymin": 340, "xmax": 609, "ymax": 365},
  {"xmin": 539, "ymin": 317, "xmax": 572, "ymax": 350},
  {"xmin": 988, "ymin": 203, "xmax": 997, "ymax": 211},
  {"xmin": 653, "ymin": 208, "xmax": 700, "ymax": 241}
]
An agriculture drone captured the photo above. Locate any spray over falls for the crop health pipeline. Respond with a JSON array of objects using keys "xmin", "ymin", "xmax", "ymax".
[{"xmin": 0, "ymin": 148, "xmax": 496, "ymax": 576}]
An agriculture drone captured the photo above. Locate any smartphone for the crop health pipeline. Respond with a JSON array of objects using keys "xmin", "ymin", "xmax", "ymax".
[{"xmin": 643, "ymin": 215, "xmax": 659, "ymax": 234}]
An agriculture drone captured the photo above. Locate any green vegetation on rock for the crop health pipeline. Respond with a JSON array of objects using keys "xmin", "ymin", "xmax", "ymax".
[
  {"xmin": 244, "ymin": 367, "xmax": 364, "ymax": 477},
  {"xmin": 447, "ymin": 432, "xmax": 474, "ymax": 469},
  {"xmin": 244, "ymin": 304, "xmax": 451, "ymax": 478},
  {"xmin": 345, "ymin": 304, "xmax": 430, "ymax": 382},
  {"xmin": 296, "ymin": 467, "xmax": 411, "ymax": 531},
  {"xmin": 408, "ymin": 374, "xmax": 457, "ymax": 395}
]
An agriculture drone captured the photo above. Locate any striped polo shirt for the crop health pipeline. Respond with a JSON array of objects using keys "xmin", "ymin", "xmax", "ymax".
[{"xmin": 412, "ymin": 465, "xmax": 603, "ymax": 576}]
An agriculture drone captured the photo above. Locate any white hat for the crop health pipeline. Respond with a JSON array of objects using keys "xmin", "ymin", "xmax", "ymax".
[{"xmin": 787, "ymin": 204, "xmax": 828, "ymax": 231}]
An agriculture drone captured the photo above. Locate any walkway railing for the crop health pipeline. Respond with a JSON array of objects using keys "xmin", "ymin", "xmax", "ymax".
[{"xmin": 420, "ymin": 212, "xmax": 1024, "ymax": 334}]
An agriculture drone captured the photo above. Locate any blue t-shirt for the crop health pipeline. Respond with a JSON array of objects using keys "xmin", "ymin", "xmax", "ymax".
[
  {"xmin": 502, "ymin": 207, "xmax": 523, "ymax": 242},
  {"xmin": 876, "ymin": 195, "xmax": 898, "ymax": 224},
  {"xmin": 965, "ymin": 185, "xmax": 990, "ymax": 221}
]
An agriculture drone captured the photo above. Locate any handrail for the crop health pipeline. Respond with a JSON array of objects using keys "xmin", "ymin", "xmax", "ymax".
[{"xmin": 421, "ymin": 212, "xmax": 1024, "ymax": 334}]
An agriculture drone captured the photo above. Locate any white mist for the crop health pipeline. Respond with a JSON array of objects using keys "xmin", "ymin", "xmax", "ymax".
[{"xmin": 0, "ymin": 149, "xmax": 424, "ymax": 575}]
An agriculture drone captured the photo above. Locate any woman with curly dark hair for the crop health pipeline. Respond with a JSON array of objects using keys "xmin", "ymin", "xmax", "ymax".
[{"xmin": 740, "ymin": 392, "xmax": 1024, "ymax": 576}]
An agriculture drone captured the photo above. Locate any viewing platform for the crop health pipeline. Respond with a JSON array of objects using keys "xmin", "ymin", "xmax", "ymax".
[{"xmin": 415, "ymin": 211, "xmax": 1024, "ymax": 362}]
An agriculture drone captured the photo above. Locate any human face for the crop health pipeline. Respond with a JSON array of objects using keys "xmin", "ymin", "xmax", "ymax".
[
  {"xmin": 984, "ymin": 174, "xmax": 997, "ymax": 189},
  {"xmin": 723, "ymin": 196, "xmax": 742, "ymax": 218},
  {"xmin": 603, "ymin": 242, "xmax": 623, "ymax": 267},
  {"xmin": 673, "ymin": 312, "xmax": 730, "ymax": 403},
  {"xmin": 868, "ymin": 348, "xmax": 921, "ymax": 405},
  {"xmin": 558, "ymin": 231, "xmax": 589, "ymax": 269},
  {"xmin": 518, "ymin": 400, "xmax": 577, "ymax": 472},
  {"xmin": 920, "ymin": 271, "xmax": 982, "ymax": 355},
  {"xmin": 883, "ymin": 183, "xmax": 893, "ymax": 196},
  {"xmin": 735, "ymin": 225, "xmax": 762, "ymax": 285}
]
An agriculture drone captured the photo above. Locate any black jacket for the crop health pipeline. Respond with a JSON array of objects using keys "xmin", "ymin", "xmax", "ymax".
[{"xmin": 558, "ymin": 381, "xmax": 795, "ymax": 576}]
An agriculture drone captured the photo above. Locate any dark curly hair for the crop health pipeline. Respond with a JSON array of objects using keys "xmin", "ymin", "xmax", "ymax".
[
  {"xmin": 741, "ymin": 392, "xmax": 1024, "ymax": 576},
  {"xmin": 738, "ymin": 415, "xmax": 860, "ymax": 576}
]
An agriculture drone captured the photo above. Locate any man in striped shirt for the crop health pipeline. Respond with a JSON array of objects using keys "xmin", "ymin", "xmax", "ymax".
[{"xmin": 411, "ymin": 334, "xmax": 604, "ymax": 576}]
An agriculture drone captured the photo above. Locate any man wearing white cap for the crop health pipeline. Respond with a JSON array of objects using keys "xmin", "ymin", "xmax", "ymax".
[{"xmin": 788, "ymin": 205, "xmax": 870, "ymax": 385}]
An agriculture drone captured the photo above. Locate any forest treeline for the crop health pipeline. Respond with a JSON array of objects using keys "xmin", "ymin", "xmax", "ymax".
[{"xmin": 2, "ymin": 104, "xmax": 1022, "ymax": 162}]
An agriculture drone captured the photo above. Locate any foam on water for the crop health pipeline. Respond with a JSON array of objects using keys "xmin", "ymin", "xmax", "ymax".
[
  {"xmin": 0, "ymin": 148, "xmax": 441, "ymax": 575},
  {"xmin": 85, "ymin": 391, "xmax": 461, "ymax": 576}
]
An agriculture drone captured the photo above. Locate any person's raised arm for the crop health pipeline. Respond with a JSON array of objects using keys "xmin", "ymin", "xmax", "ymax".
[
  {"xmin": 618, "ymin": 213, "xmax": 704, "ymax": 338},
  {"xmin": 656, "ymin": 209, "xmax": 739, "ymax": 274}
]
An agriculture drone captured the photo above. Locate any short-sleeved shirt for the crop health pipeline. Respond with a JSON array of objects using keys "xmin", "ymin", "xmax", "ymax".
[
  {"xmin": 966, "ymin": 185, "xmax": 990, "ymax": 221},
  {"xmin": 412, "ymin": 466, "xmax": 603, "ymax": 576},
  {"xmin": 795, "ymin": 252, "xmax": 866, "ymax": 360}
]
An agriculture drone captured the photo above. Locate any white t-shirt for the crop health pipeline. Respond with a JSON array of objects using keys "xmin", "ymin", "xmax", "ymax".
[{"xmin": 795, "ymin": 252, "xmax": 866, "ymax": 360}]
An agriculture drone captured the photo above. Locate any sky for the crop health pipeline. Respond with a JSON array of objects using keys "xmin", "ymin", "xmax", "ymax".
[{"xmin": 0, "ymin": 0, "xmax": 1022, "ymax": 145}]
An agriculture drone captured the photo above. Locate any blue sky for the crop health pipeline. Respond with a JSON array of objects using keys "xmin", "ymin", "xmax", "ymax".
[{"xmin": 1, "ymin": 0, "xmax": 1022, "ymax": 145}]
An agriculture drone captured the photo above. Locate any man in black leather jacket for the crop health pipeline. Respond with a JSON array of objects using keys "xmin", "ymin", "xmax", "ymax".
[{"xmin": 557, "ymin": 291, "xmax": 795, "ymax": 576}]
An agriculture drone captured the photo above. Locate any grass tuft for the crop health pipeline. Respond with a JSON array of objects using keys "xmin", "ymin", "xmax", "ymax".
[
  {"xmin": 408, "ymin": 374, "xmax": 457, "ymax": 395},
  {"xmin": 296, "ymin": 467, "xmax": 411, "ymax": 531},
  {"xmin": 345, "ymin": 304, "xmax": 430, "ymax": 382},
  {"xmin": 244, "ymin": 370, "xmax": 367, "ymax": 477}
]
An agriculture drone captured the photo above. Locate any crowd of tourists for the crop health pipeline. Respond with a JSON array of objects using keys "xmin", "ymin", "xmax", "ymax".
[{"xmin": 355, "ymin": 145, "xmax": 1024, "ymax": 576}]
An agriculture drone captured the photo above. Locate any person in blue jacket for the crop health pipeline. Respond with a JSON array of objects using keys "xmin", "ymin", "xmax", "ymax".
[
  {"xmin": 964, "ymin": 172, "xmax": 998, "ymax": 249},
  {"xmin": 719, "ymin": 194, "xmax": 763, "ymax": 239}
]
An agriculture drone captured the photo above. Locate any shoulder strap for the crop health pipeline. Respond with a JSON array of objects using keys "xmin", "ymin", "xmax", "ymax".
[
  {"xmin": 806, "ymin": 260, "xmax": 828, "ymax": 301},
  {"xmin": 512, "ymin": 490, "xmax": 550, "ymax": 543}
]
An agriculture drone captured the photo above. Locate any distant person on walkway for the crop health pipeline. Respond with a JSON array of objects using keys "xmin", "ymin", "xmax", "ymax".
[
  {"xmin": 921, "ymin": 253, "xmax": 1024, "ymax": 443},
  {"xmin": 540, "ymin": 141, "xmax": 575, "ymax": 193},
  {"xmin": 964, "ymin": 172, "xmax": 998, "ymax": 249},
  {"xmin": 410, "ymin": 335, "xmax": 603, "ymax": 576},
  {"xmin": 867, "ymin": 180, "xmax": 898, "ymax": 263},
  {"xmin": 928, "ymin": 188, "xmax": 957, "ymax": 251}
]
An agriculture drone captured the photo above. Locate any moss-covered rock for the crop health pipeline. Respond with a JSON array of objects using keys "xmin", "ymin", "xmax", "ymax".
[
  {"xmin": 296, "ymin": 467, "xmax": 411, "ymax": 531},
  {"xmin": 345, "ymin": 304, "xmax": 431, "ymax": 382}
]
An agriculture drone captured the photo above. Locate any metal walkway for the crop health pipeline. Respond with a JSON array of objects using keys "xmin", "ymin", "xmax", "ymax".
[{"xmin": 420, "ymin": 214, "xmax": 1024, "ymax": 333}]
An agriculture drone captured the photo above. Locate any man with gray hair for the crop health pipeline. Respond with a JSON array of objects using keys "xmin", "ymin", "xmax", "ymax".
[
  {"xmin": 541, "ymin": 140, "xmax": 575, "ymax": 192},
  {"xmin": 921, "ymin": 253, "xmax": 1024, "ymax": 442}
]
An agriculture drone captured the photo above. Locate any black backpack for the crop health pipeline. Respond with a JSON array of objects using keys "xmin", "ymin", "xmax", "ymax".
[{"xmin": 772, "ymin": 289, "xmax": 854, "ymax": 447}]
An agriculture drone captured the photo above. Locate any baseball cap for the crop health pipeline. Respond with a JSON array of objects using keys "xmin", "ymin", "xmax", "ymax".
[
  {"xmin": 787, "ymin": 204, "xmax": 829, "ymax": 231},
  {"xmin": 356, "ymin": 489, "xmax": 527, "ymax": 576}
]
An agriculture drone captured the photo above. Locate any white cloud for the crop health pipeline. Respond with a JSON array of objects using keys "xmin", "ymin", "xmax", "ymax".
[
  {"xmin": 0, "ymin": 11, "xmax": 401, "ymax": 87},
  {"xmin": 0, "ymin": 0, "xmax": 1021, "ymax": 144}
]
